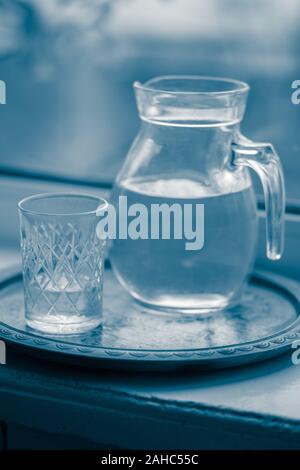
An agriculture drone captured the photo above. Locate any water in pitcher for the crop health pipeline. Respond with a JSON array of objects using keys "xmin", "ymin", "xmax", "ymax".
[{"xmin": 110, "ymin": 176, "xmax": 258, "ymax": 312}]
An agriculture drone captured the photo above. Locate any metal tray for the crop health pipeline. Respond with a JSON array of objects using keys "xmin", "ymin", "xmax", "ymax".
[{"xmin": 0, "ymin": 265, "xmax": 299, "ymax": 371}]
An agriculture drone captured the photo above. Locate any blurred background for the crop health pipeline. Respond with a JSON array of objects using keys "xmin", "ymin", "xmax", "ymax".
[{"xmin": 0, "ymin": 0, "xmax": 299, "ymax": 197}]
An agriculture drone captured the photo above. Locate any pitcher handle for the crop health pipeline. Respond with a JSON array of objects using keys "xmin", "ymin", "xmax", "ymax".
[{"xmin": 232, "ymin": 133, "xmax": 285, "ymax": 261}]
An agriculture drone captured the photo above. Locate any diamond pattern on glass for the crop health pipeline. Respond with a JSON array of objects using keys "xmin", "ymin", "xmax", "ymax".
[{"xmin": 21, "ymin": 219, "xmax": 104, "ymax": 333}]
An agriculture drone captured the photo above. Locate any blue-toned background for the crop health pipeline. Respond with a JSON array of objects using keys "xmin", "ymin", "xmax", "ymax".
[
  {"xmin": 0, "ymin": 1, "xmax": 300, "ymax": 452},
  {"xmin": 0, "ymin": 0, "xmax": 299, "ymax": 199}
]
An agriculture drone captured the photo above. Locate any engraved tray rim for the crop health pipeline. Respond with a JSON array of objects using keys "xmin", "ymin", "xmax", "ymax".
[{"xmin": 0, "ymin": 265, "xmax": 299, "ymax": 371}]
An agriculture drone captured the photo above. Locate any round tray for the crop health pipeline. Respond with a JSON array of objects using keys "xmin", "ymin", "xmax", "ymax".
[{"xmin": 0, "ymin": 265, "xmax": 299, "ymax": 371}]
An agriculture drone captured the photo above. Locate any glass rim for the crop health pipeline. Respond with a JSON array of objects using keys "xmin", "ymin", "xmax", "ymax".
[
  {"xmin": 18, "ymin": 192, "xmax": 109, "ymax": 217},
  {"xmin": 134, "ymin": 75, "xmax": 250, "ymax": 96}
]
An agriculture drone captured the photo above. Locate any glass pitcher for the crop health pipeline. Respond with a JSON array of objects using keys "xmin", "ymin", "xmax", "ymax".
[{"xmin": 110, "ymin": 76, "xmax": 285, "ymax": 313}]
